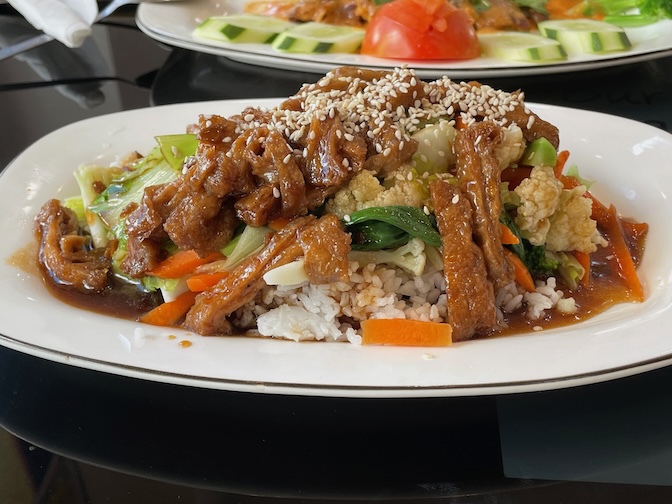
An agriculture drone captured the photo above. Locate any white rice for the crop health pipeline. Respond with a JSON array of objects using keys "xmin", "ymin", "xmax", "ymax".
[{"xmin": 241, "ymin": 263, "xmax": 575, "ymax": 344}]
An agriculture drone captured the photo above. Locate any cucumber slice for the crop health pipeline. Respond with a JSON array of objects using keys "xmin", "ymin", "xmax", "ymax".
[
  {"xmin": 193, "ymin": 15, "xmax": 296, "ymax": 44},
  {"xmin": 537, "ymin": 19, "xmax": 632, "ymax": 54},
  {"xmin": 520, "ymin": 138, "xmax": 557, "ymax": 167},
  {"xmin": 479, "ymin": 32, "xmax": 567, "ymax": 62},
  {"xmin": 272, "ymin": 22, "xmax": 365, "ymax": 54}
]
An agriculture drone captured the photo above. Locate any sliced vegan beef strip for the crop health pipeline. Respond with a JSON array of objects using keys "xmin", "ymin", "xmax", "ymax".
[
  {"xmin": 430, "ymin": 180, "xmax": 497, "ymax": 341},
  {"xmin": 454, "ymin": 121, "xmax": 515, "ymax": 290}
]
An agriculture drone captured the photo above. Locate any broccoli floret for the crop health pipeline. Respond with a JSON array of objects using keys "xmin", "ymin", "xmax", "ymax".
[{"xmin": 525, "ymin": 244, "xmax": 559, "ymax": 275}]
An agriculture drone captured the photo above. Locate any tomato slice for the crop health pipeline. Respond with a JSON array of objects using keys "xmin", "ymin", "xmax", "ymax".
[{"xmin": 361, "ymin": 0, "xmax": 480, "ymax": 60}]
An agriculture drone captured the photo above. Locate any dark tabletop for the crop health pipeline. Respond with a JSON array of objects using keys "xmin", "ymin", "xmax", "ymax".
[{"xmin": 1, "ymin": 4, "xmax": 672, "ymax": 503}]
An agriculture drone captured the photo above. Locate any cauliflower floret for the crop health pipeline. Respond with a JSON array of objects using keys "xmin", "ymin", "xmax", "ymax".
[
  {"xmin": 546, "ymin": 185, "xmax": 608, "ymax": 253},
  {"xmin": 325, "ymin": 166, "xmax": 428, "ymax": 218},
  {"xmin": 495, "ymin": 124, "xmax": 526, "ymax": 169},
  {"xmin": 514, "ymin": 165, "xmax": 563, "ymax": 245},
  {"xmin": 325, "ymin": 170, "xmax": 383, "ymax": 218}
]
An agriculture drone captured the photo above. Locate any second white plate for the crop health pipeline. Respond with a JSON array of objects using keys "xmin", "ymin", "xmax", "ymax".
[{"xmin": 136, "ymin": 0, "xmax": 672, "ymax": 78}]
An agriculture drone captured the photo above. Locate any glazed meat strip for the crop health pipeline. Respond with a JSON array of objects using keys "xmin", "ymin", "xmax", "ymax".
[
  {"xmin": 430, "ymin": 181, "xmax": 497, "ymax": 341},
  {"xmin": 454, "ymin": 122, "xmax": 515, "ymax": 290},
  {"xmin": 299, "ymin": 214, "xmax": 351, "ymax": 284},
  {"xmin": 184, "ymin": 214, "xmax": 349, "ymax": 335},
  {"xmin": 504, "ymin": 92, "xmax": 560, "ymax": 148},
  {"xmin": 34, "ymin": 199, "xmax": 111, "ymax": 293}
]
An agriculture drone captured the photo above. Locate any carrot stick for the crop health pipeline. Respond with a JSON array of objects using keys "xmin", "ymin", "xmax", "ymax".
[
  {"xmin": 572, "ymin": 250, "xmax": 591, "ymax": 288},
  {"xmin": 500, "ymin": 222, "xmax": 520, "ymax": 245},
  {"xmin": 186, "ymin": 271, "xmax": 229, "ymax": 292},
  {"xmin": 503, "ymin": 248, "xmax": 536, "ymax": 292},
  {"xmin": 361, "ymin": 319, "xmax": 453, "ymax": 347},
  {"xmin": 553, "ymin": 150, "xmax": 570, "ymax": 178},
  {"xmin": 139, "ymin": 290, "xmax": 198, "ymax": 327},
  {"xmin": 148, "ymin": 250, "xmax": 224, "ymax": 279},
  {"xmin": 603, "ymin": 205, "xmax": 644, "ymax": 302}
]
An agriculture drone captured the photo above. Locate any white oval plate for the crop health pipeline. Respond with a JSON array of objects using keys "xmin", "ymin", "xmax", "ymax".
[
  {"xmin": 1, "ymin": 98, "xmax": 672, "ymax": 398},
  {"xmin": 136, "ymin": 0, "xmax": 672, "ymax": 79}
]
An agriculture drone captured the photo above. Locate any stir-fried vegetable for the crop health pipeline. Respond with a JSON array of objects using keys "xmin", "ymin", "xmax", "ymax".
[{"xmin": 344, "ymin": 206, "xmax": 442, "ymax": 250}]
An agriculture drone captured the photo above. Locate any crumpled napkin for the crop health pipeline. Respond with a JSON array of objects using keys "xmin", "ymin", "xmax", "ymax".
[{"xmin": 7, "ymin": 0, "xmax": 99, "ymax": 48}]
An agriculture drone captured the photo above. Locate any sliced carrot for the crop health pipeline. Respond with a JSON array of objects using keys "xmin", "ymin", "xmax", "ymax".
[
  {"xmin": 268, "ymin": 217, "xmax": 291, "ymax": 231},
  {"xmin": 553, "ymin": 150, "xmax": 570, "ymax": 179},
  {"xmin": 361, "ymin": 319, "xmax": 452, "ymax": 347},
  {"xmin": 148, "ymin": 250, "xmax": 224, "ymax": 279},
  {"xmin": 603, "ymin": 205, "xmax": 644, "ymax": 302},
  {"xmin": 186, "ymin": 271, "xmax": 229, "ymax": 292},
  {"xmin": 503, "ymin": 248, "xmax": 536, "ymax": 293},
  {"xmin": 572, "ymin": 250, "xmax": 591, "ymax": 288},
  {"xmin": 139, "ymin": 290, "xmax": 198, "ymax": 327},
  {"xmin": 500, "ymin": 222, "xmax": 520, "ymax": 245}
]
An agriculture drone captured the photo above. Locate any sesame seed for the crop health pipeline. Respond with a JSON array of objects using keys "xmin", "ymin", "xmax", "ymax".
[
  {"xmin": 423, "ymin": 206, "xmax": 430, "ymax": 215},
  {"xmin": 526, "ymin": 115, "xmax": 536, "ymax": 130},
  {"xmin": 343, "ymin": 214, "xmax": 351, "ymax": 222},
  {"xmin": 283, "ymin": 153, "xmax": 291, "ymax": 164},
  {"xmin": 272, "ymin": 187, "xmax": 280, "ymax": 198},
  {"xmin": 452, "ymin": 194, "xmax": 460, "ymax": 204},
  {"xmin": 244, "ymin": 114, "xmax": 255, "ymax": 122}
]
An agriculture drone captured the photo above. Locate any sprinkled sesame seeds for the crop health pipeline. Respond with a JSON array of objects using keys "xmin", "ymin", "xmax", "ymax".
[{"xmin": 526, "ymin": 115, "xmax": 536, "ymax": 130}]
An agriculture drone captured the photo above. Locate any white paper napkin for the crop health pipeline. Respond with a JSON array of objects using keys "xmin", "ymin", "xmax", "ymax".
[{"xmin": 7, "ymin": 0, "xmax": 99, "ymax": 47}]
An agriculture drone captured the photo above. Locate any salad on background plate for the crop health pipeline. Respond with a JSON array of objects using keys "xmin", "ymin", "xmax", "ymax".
[{"xmin": 136, "ymin": 0, "xmax": 672, "ymax": 78}]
